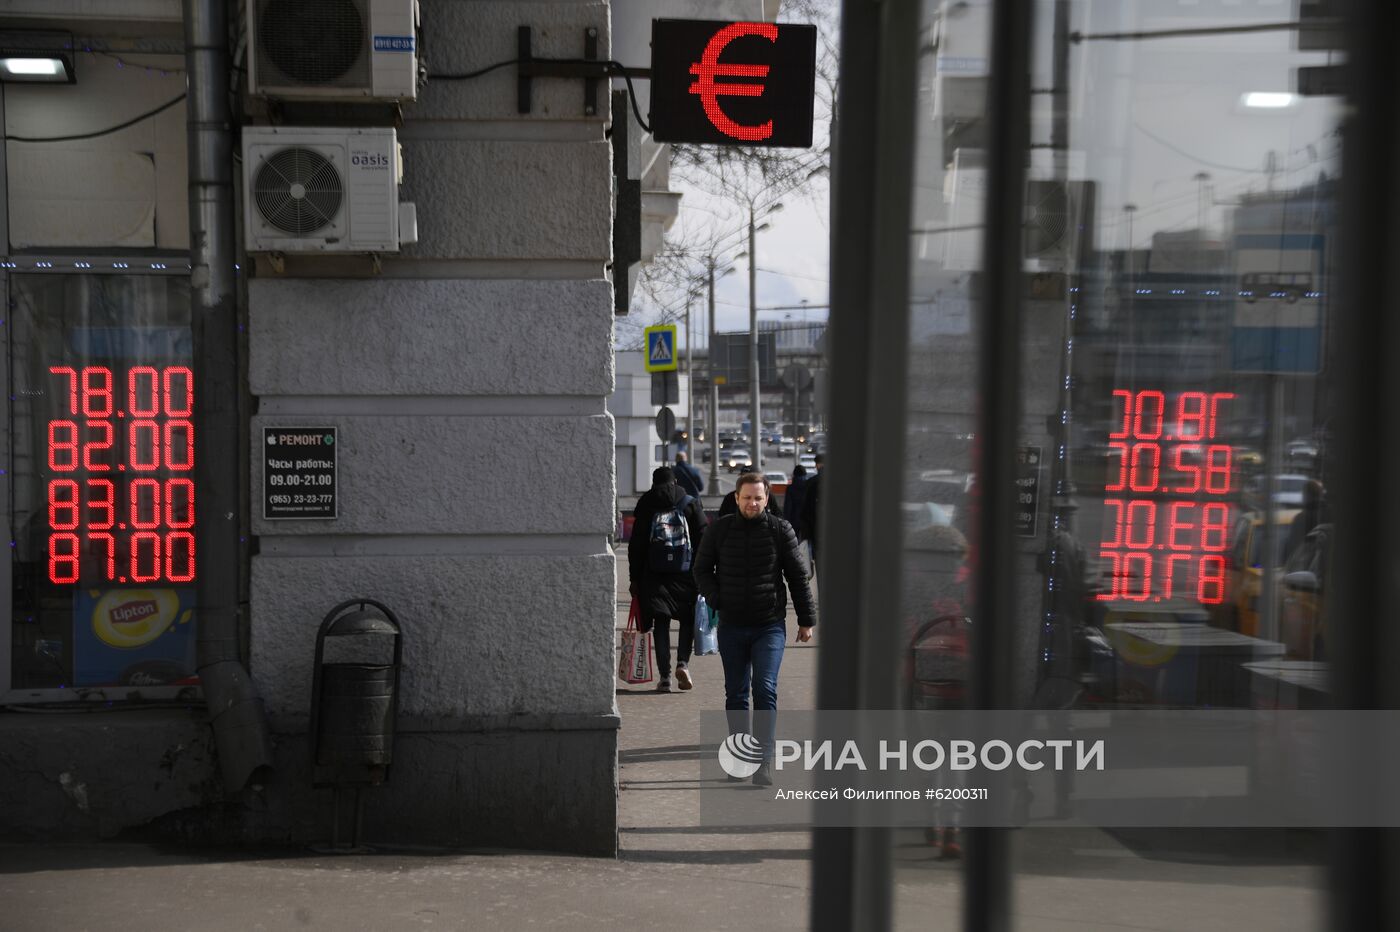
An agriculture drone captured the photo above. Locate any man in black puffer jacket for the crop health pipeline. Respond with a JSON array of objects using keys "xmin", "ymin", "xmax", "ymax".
[
  {"xmin": 629, "ymin": 467, "xmax": 708, "ymax": 692},
  {"xmin": 692, "ymin": 472, "xmax": 817, "ymax": 786}
]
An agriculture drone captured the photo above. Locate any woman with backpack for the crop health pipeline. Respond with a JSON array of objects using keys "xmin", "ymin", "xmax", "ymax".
[{"xmin": 628, "ymin": 466, "xmax": 708, "ymax": 692}]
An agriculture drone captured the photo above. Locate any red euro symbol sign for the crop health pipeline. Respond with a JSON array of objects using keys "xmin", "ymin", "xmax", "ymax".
[{"xmin": 688, "ymin": 22, "xmax": 779, "ymax": 142}]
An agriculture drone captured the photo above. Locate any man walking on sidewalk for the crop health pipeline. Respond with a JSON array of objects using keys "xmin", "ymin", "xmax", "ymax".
[
  {"xmin": 629, "ymin": 466, "xmax": 707, "ymax": 692},
  {"xmin": 692, "ymin": 472, "xmax": 816, "ymax": 785}
]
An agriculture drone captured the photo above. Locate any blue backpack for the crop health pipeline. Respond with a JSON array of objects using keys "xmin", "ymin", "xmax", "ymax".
[{"xmin": 647, "ymin": 495, "xmax": 694, "ymax": 573}]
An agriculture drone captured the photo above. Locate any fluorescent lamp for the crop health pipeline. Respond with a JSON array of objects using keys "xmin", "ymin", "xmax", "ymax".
[
  {"xmin": 0, "ymin": 54, "xmax": 73, "ymax": 83},
  {"xmin": 1242, "ymin": 92, "xmax": 1297, "ymax": 109}
]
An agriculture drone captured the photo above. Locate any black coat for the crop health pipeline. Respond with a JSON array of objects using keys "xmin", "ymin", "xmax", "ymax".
[
  {"xmin": 782, "ymin": 475, "xmax": 810, "ymax": 537},
  {"xmin": 799, "ymin": 472, "xmax": 822, "ymax": 546},
  {"xmin": 673, "ymin": 459, "xmax": 705, "ymax": 497},
  {"xmin": 692, "ymin": 511, "xmax": 817, "ymax": 629},
  {"xmin": 628, "ymin": 482, "xmax": 707, "ymax": 620}
]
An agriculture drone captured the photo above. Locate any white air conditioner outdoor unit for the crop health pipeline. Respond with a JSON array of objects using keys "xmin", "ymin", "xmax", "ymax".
[
  {"xmin": 248, "ymin": 0, "xmax": 418, "ymax": 101},
  {"xmin": 243, "ymin": 126, "xmax": 410, "ymax": 253}
]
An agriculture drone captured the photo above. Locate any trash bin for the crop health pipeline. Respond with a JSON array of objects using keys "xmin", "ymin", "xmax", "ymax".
[{"xmin": 309, "ymin": 598, "xmax": 403, "ymax": 789}]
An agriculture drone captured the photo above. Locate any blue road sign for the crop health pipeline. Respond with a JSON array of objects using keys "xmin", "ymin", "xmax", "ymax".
[
  {"xmin": 1231, "ymin": 234, "xmax": 1324, "ymax": 374},
  {"xmin": 644, "ymin": 324, "xmax": 678, "ymax": 372}
]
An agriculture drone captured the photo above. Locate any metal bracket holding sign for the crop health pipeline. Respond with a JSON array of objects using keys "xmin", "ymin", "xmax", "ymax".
[
  {"xmin": 264, "ymin": 427, "xmax": 338, "ymax": 520},
  {"xmin": 650, "ymin": 19, "xmax": 818, "ymax": 147},
  {"xmin": 1015, "ymin": 445, "xmax": 1042, "ymax": 538},
  {"xmin": 516, "ymin": 26, "xmax": 649, "ymax": 117}
]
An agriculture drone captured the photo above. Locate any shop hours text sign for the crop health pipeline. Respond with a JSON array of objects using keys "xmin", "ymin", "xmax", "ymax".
[
  {"xmin": 1094, "ymin": 390, "xmax": 1236, "ymax": 606},
  {"xmin": 263, "ymin": 428, "xmax": 338, "ymax": 519},
  {"xmin": 649, "ymin": 19, "xmax": 817, "ymax": 147}
]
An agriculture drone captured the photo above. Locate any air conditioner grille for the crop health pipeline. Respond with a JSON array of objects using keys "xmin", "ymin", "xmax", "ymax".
[
  {"xmin": 257, "ymin": 0, "xmax": 366, "ymax": 86},
  {"xmin": 253, "ymin": 148, "xmax": 344, "ymax": 236},
  {"xmin": 1025, "ymin": 182, "xmax": 1071, "ymax": 257}
]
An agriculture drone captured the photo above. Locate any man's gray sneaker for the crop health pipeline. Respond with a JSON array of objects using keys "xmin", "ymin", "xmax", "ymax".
[{"xmin": 656, "ymin": 676, "xmax": 673, "ymax": 693}]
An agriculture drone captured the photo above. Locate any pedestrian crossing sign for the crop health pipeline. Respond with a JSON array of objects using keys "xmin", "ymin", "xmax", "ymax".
[{"xmin": 644, "ymin": 324, "xmax": 679, "ymax": 372}]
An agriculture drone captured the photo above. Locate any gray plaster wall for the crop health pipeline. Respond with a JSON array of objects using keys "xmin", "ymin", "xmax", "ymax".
[
  {"xmin": 251, "ymin": 554, "xmax": 617, "ymax": 723},
  {"xmin": 242, "ymin": 0, "xmax": 620, "ymax": 854}
]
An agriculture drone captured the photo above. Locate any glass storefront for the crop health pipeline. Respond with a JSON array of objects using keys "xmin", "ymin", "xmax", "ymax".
[
  {"xmin": 7, "ymin": 272, "xmax": 198, "ymax": 695},
  {"xmin": 884, "ymin": 1, "xmax": 1341, "ymax": 926}
]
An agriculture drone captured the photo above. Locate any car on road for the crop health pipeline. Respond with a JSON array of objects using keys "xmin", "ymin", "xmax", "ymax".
[
  {"xmin": 724, "ymin": 448, "xmax": 753, "ymax": 472},
  {"xmin": 777, "ymin": 438, "xmax": 796, "ymax": 455},
  {"xmin": 797, "ymin": 453, "xmax": 817, "ymax": 471},
  {"xmin": 1226, "ymin": 508, "xmax": 1301, "ymax": 637}
]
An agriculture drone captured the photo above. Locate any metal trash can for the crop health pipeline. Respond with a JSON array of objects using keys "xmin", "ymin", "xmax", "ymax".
[{"xmin": 310, "ymin": 598, "xmax": 403, "ymax": 789}]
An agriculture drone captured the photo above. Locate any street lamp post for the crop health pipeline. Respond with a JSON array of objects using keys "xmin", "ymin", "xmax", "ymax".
[
  {"xmin": 707, "ymin": 257, "xmax": 721, "ymax": 491},
  {"xmin": 746, "ymin": 200, "xmax": 782, "ymax": 472},
  {"xmin": 685, "ymin": 290, "xmax": 694, "ymax": 458}
]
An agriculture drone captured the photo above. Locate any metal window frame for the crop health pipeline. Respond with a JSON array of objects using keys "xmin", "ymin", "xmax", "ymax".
[
  {"xmin": 819, "ymin": 0, "xmax": 1399, "ymax": 928},
  {"xmin": 1, "ymin": 261, "xmax": 202, "ymax": 706}
]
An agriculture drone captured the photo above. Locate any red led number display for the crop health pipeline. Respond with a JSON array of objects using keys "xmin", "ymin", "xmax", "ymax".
[
  {"xmin": 1096, "ymin": 389, "xmax": 1234, "ymax": 605},
  {"xmin": 44, "ymin": 365, "xmax": 196, "ymax": 585}
]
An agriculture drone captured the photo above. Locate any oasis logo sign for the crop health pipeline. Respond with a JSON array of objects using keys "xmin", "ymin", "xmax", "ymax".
[
  {"xmin": 350, "ymin": 150, "xmax": 391, "ymax": 170},
  {"xmin": 649, "ymin": 19, "xmax": 817, "ymax": 148}
]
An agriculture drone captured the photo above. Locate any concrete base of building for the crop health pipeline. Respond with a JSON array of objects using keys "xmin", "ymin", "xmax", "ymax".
[{"xmin": 0, "ymin": 710, "xmax": 619, "ymax": 857}]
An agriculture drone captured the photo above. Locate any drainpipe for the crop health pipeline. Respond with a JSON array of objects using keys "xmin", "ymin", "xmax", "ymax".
[{"xmin": 185, "ymin": 0, "xmax": 274, "ymax": 790}]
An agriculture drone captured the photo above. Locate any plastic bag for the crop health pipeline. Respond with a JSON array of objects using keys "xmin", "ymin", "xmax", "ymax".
[{"xmin": 693, "ymin": 595, "xmax": 719, "ymax": 656}]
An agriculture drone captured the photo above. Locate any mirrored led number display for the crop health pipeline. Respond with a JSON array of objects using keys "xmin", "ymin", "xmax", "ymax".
[
  {"xmin": 1095, "ymin": 389, "xmax": 1235, "ymax": 606},
  {"xmin": 44, "ymin": 364, "xmax": 196, "ymax": 585}
]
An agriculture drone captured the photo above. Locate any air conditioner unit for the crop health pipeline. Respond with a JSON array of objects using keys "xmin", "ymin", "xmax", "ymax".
[
  {"xmin": 1023, "ymin": 180, "xmax": 1096, "ymax": 271},
  {"xmin": 243, "ymin": 126, "xmax": 410, "ymax": 253},
  {"xmin": 248, "ymin": 0, "xmax": 418, "ymax": 101}
]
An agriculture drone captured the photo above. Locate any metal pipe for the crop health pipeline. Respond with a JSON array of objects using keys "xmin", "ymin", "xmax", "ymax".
[
  {"xmin": 749, "ymin": 206, "xmax": 762, "ymax": 471},
  {"xmin": 1329, "ymin": 3, "xmax": 1400, "ymax": 927},
  {"xmin": 185, "ymin": 0, "xmax": 274, "ymax": 791},
  {"xmin": 708, "ymin": 258, "xmax": 721, "ymax": 490},
  {"xmin": 809, "ymin": 0, "xmax": 921, "ymax": 925},
  {"xmin": 966, "ymin": 0, "xmax": 1035, "ymax": 928}
]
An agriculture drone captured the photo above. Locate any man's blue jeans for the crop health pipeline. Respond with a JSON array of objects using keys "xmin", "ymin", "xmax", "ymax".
[{"xmin": 718, "ymin": 621, "xmax": 785, "ymax": 758}]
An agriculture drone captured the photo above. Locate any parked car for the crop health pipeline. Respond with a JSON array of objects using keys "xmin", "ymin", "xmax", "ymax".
[
  {"xmin": 724, "ymin": 448, "xmax": 753, "ymax": 472},
  {"xmin": 1227, "ymin": 508, "xmax": 1301, "ymax": 637},
  {"xmin": 1280, "ymin": 523, "xmax": 1332, "ymax": 661}
]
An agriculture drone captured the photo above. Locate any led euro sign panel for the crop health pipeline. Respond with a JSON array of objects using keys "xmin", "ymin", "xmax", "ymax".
[
  {"xmin": 650, "ymin": 19, "xmax": 817, "ymax": 147},
  {"xmin": 1095, "ymin": 390, "xmax": 1235, "ymax": 606},
  {"xmin": 44, "ymin": 365, "xmax": 196, "ymax": 585}
]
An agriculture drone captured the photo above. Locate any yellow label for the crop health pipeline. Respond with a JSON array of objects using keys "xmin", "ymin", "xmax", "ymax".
[{"xmin": 91, "ymin": 589, "xmax": 181, "ymax": 649}]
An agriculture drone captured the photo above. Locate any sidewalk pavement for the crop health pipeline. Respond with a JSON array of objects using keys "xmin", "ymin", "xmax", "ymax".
[{"xmin": 0, "ymin": 552, "xmax": 1326, "ymax": 931}]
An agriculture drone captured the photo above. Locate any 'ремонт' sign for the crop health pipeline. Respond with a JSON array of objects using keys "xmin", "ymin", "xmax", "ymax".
[{"xmin": 649, "ymin": 19, "xmax": 817, "ymax": 148}]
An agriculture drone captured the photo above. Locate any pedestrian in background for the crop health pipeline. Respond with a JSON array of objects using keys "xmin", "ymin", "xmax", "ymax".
[
  {"xmin": 673, "ymin": 451, "xmax": 705, "ymax": 498},
  {"xmin": 782, "ymin": 464, "xmax": 809, "ymax": 539},
  {"xmin": 799, "ymin": 453, "xmax": 824, "ymax": 567},
  {"xmin": 629, "ymin": 466, "xmax": 707, "ymax": 692},
  {"xmin": 693, "ymin": 472, "xmax": 817, "ymax": 786}
]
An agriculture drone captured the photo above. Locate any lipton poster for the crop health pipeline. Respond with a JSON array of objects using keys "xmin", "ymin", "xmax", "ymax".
[{"xmin": 72, "ymin": 588, "xmax": 198, "ymax": 687}]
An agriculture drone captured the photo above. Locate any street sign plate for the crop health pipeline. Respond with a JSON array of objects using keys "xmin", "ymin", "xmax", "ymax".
[
  {"xmin": 264, "ymin": 427, "xmax": 338, "ymax": 519},
  {"xmin": 656, "ymin": 406, "xmax": 677, "ymax": 442},
  {"xmin": 644, "ymin": 324, "xmax": 678, "ymax": 372}
]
